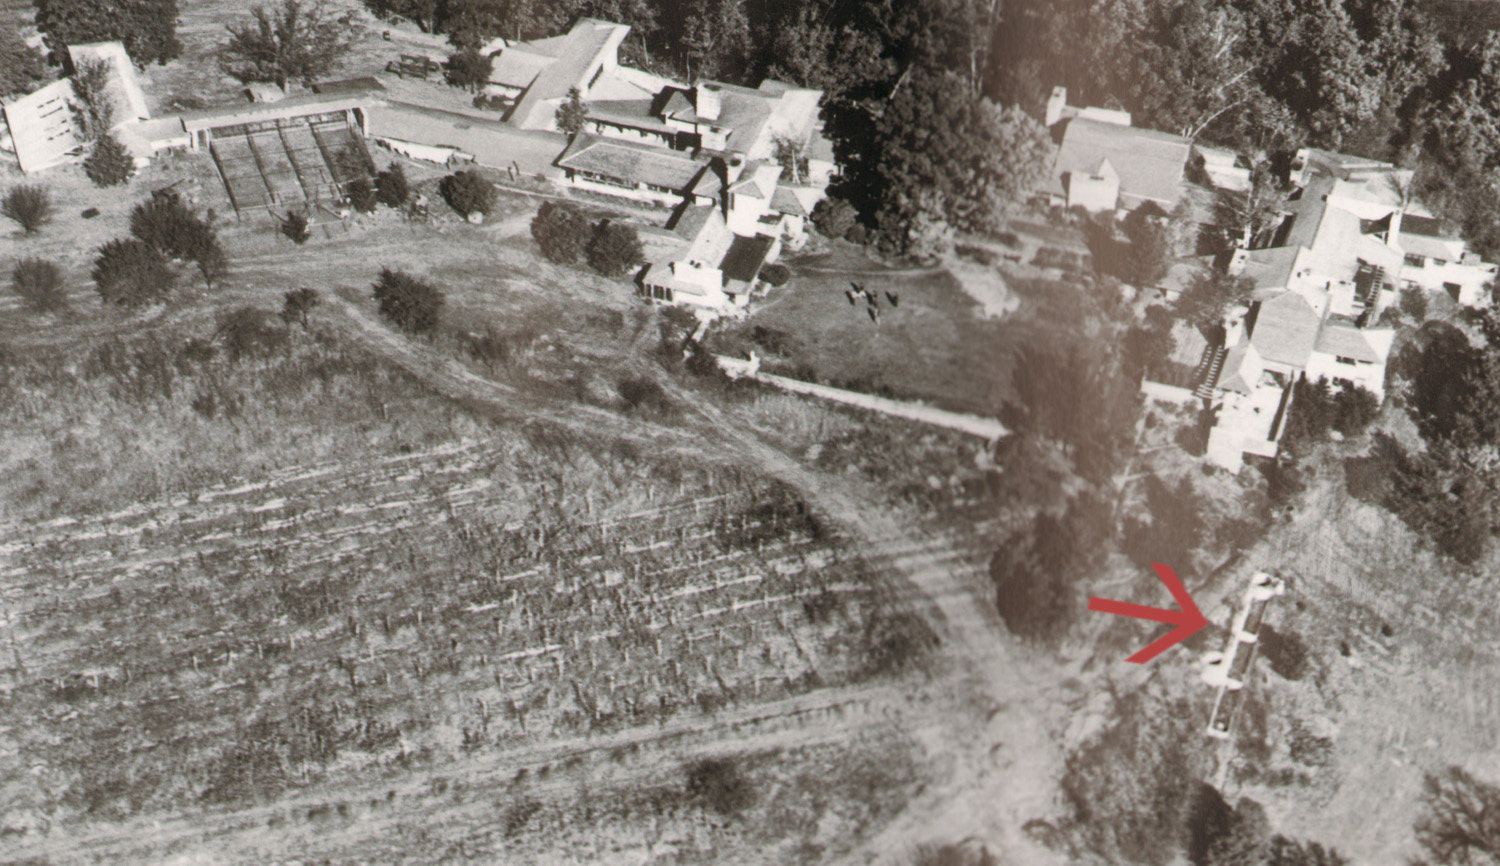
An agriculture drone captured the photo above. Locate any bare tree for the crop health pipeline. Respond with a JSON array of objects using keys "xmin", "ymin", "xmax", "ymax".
[{"xmin": 1417, "ymin": 767, "xmax": 1500, "ymax": 866}]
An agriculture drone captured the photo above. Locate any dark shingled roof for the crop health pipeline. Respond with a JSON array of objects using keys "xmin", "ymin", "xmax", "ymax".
[
  {"xmin": 557, "ymin": 134, "xmax": 708, "ymax": 191},
  {"xmin": 719, "ymin": 234, "xmax": 775, "ymax": 283}
]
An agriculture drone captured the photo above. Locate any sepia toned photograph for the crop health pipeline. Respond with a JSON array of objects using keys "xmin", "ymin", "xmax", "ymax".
[{"xmin": 3, "ymin": 0, "xmax": 1495, "ymax": 864}]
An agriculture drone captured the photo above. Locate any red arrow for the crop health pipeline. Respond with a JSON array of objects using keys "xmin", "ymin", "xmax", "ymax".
[{"xmin": 1088, "ymin": 563, "xmax": 1209, "ymax": 663}]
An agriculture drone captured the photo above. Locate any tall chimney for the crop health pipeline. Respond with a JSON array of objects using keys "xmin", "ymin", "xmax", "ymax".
[
  {"xmin": 1045, "ymin": 86, "xmax": 1067, "ymax": 127},
  {"xmin": 697, "ymin": 83, "xmax": 722, "ymax": 122}
]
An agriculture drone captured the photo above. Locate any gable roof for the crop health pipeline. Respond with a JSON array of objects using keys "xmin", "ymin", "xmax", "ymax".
[
  {"xmin": 1045, "ymin": 117, "xmax": 1189, "ymax": 208},
  {"xmin": 720, "ymin": 234, "xmax": 775, "ymax": 283},
  {"xmin": 1247, "ymin": 291, "xmax": 1320, "ymax": 368},
  {"xmin": 68, "ymin": 41, "xmax": 149, "ymax": 124},
  {"xmin": 510, "ymin": 19, "xmax": 630, "ymax": 129}
]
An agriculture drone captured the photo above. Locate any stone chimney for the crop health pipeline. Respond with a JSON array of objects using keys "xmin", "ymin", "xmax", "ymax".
[
  {"xmin": 1045, "ymin": 86, "xmax": 1068, "ymax": 127},
  {"xmin": 697, "ymin": 83, "xmax": 722, "ymax": 122}
]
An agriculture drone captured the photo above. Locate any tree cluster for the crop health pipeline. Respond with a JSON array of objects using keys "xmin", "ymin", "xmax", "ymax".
[
  {"xmin": 529, "ymin": 203, "xmax": 644, "ymax": 276},
  {"xmin": 0, "ymin": 29, "xmax": 48, "ymax": 100},
  {"xmin": 130, "ymin": 193, "xmax": 228, "ymax": 287},
  {"xmin": 989, "ymin": 495, "xmax": 1110, "ymax": 643},
  {"xmin": 36, "ymin": 0, "xmax": 182, "ymax": 65},
  {"xmin": 1279, "ymin": 376, "xmax": 1382, "ymax": 457}
]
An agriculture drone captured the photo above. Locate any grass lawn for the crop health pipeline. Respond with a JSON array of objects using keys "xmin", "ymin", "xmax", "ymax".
[
  {"xmin": 710, "ymin": 254, "xmax": 1012, "ymax": 417},
  {"xmin": 708, "ymin": 245, "xmax": 1109, "ymax": 418}
]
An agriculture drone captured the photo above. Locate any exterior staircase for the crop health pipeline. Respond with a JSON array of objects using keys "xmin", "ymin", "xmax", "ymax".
[{"xmin": 1193, "ymin": 344, "xmax": 1228, "ymax": 400}]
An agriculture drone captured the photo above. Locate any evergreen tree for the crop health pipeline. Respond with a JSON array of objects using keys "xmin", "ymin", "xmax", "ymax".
[
  {"xmin": 372, "ymin": 267, "xmax": 444, "ymax": 333},
  {"xmin": 93, "ymin": 238, "xmax": 174, "ymax": 307},
  {"xmin": 83, "ymin": 134, "xmax": 133, "ymax": 187},
  {"xmin": 555, "ymin": 86, "xmax": 589, "ymax": 135},
  {"xmin": 530, "ymin": 201, "xmax": 591, "ymax": 264}
]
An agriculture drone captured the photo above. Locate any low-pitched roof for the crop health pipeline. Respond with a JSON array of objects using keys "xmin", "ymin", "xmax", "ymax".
[
  {"xmin": 1247, "ymin": 291, "xmax": 1320, "ymax": 368},
  {"xmin": 1313, "ymin": 323, "xmax": 1383, "ymax": 363},
  {"xmin": 557, "ymin": 134, "xmax": 708, "ymax": 191},
  {"xmin": 587, "ymin": 98, "xmax": 673, "ymax": 134},
  {"xmin": 1045, "ymin": 117, "xmax": 1189, "ymax": 208},
  {"xmin": 3, "ymin": 78, "xmax": 82, "ymax": 173},
  {"xmin": 313, "ymin": 77, "xmax": 387, "ymax": 96}
]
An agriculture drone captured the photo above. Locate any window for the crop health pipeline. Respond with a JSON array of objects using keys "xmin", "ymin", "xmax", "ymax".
[
  {"xmin": 1336, "ymin": 356, "xmax": 1357, "ymax": 366},
  {"xmin": 1405, "ymin": 253, "xmax": 1425, "ymax": 268}
]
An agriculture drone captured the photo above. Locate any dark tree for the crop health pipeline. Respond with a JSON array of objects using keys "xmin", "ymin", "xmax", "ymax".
[
  {"xmin": 84, "ymin": 134, "xmax": 134, "ymax": 187},
  {"xmin": 1000, "ymin": 344, "xmax": 1139, "ymax": 483},
  {"xmin": 530, "ymin": 200, "xmax": 591, "ymax": 264},
  {"xmin": 1280, "ymin": 377, "xmax": 1335, "ymax": 457},
  {"xmin": 439, "ymin": 169, "xmax": 498, "ymax": 217},
  {"xmin": 132, "ymin": 194, "xmax": 227, "ymax": 288},
  {"xmin": 1330, "ymin": 382, "xmax": 1380, "ymax": 437},
  {"xmin": 555, "ymin": 85, "xmax": 589, "ymax": 135},
  {"xmin": 71, "ymin": 57, "xmax": 114, "ymax": 142},
  {"xmin": 759, "ymin": 263, "xmax": 791, "ymax": 286},
  {"xmin": 1257, "ymin": 625, "xmax": 1310, "ymax": 682},
  {"xmin": 376, "ymin": 162, "xmax": 411, "ymax": 208},
  {"xmin": 1173, "ymin": 270, "xmax": 1255, "ymax": 333},
  {"xmin": 282, "ymin": 210, "xmax": 311, "ymax": 244},
  {"xmin": 1406, "ymin": 321, "xmax": 1481, "ymax": 445},
  {"xmin": 93, "ymin": 238, "xmax": 175, "ymax": 307},
  {"xmin": 810, "ymin": 197, "xmax": 857, "ymax": 239},
  {"xmin": 1121, "ymin": 473, "xmax": 1205, "ymax": 570},
  {"xmin": 222, "ymin": 0, "xmax": 356, "ymax": 90},
  {"xmin": 1266, "ymin": 835, "xmax": 1349, "ymax": 866},
  {"xmin": 445, "ymin": 47, "xmax": 492, "ymax": 91},
  {"xmin": 372, "ymin": 267, "xmax": 444, "ymax": 333},
  {"xmin": 1124, "ymin": 305, "xmax": 1176, "ymax": 380},
  {"xmin": 1402, "ymin": 286, "xmax": 1429, "ymax": 322},
  {"xmin": 36, "ymin": 0, "xmax": 182, "ymax": 65},
  {"xmin": 1122, "ymin": 209, "xmax": 1174, "ymax": 288},
  {"xmin": 0, "ymin": 29, "xmax": 48, "ymax": 99},
  {"xmin": 685, "ymin": 757, "xmax": 755, "ymax": 816},
  {"xmin": 864, "ymin": 68, "xmax": 1052, "ymax": 256},
  {"xmin": 346, "ymin": 176, "xmax": 378, "ymax": 212},
  {"xmin": 1417, "ymin": 767, "xmax": 1500, "ymax": 866},
  {"xmin": 587, "ymin": 219, "xmax": 644, "ymax": 276},
  {"xmin": 990, "ymin": 496, "xmax": 1110, "ymax": 644},
  {"xmin": 12, "ymin": 258, "xmax": 66, "ymax": 313},
  {"xmin": 2, "ymin": 185, "xmax": 51, "ymax": 234},
  {"xmin": 280, "ymin": 287, "xmax": 319, "ymax": 331}
]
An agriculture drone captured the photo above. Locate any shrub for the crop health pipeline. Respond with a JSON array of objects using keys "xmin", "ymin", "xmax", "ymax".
[
  {"xmin": 282, "ymin": 210, "xmax": 311, "ymax": 244},
  {"xmin": 92, "ymin": 238, "xmax": 175, "ymax": 307},
  {"xmin": 216, "ymin": 306, "xmax": 287, "ymax": 361},
  {"xmin": 2, "ymin": 185, "xmax": 50, "ymax": 233},
  {"xmin": 685, "ymin": 758, "xmax": 755, "ymax": 816},
  {"xmin": 473, "ymin": 93, "xmax": 507, "ymax": 111},
  {"xmin": 12, "ymin": 257, "xmax": 65, "ymax": 312},
  {"xmin": 530, "ymin": 200, "xmax": 591, "ymax": 264},
  {"xmin": 617, "ymin": 375, "xmax": 670, "ymax": 414},
  {"xmin": 1400, "ymin": 286, "xmax": 1428, "ymax": 322},
  {"xmin": 84, "ymin": 134, "xmax": 133, "ymax": 187},
  {"xmin": 439, "ymin": 169, "xmax": 497, "ymax": 217},
  {"xmin": 372, "ymin": 267, "xmax": 443, "ymax": 333},
  {"xmin": 375, "ymin": 162, "xmax": 410, "ymax": 207},
  {"xmin": 1259, "ymin": 625, "xmax": 1310, "ymax": 681},
  {"xmin": 810, "ymin": 196, "xmax": 857, "ymax": 239},
  {"xmin": 845, "ymin": 223, "xmax": 872, "ymax": 245},
  {"xmin": 1330, "ymin": 382, "xmax": 1380, "ymax": 436},
  {"xmin": 280, "ymin": 287, "xmax": 319, "ymax": 331},
  {"xmin": 587, "ymin": 219, "xmax": 644, "ymax": 276},
  {"xmin": 759, "ymin": 263, "xmax": 791, "ymax": 286},
  {"xmin": 346, "ymin": 176, "xmax": 377, "ymax": 213}
]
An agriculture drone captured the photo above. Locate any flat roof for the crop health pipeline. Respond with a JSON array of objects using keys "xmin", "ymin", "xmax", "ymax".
[
  {"xmin": 178, "ymin": 90, "xmax": 380, "ymax": 131},
  {"xmin": 3, "ymin": 78, "xmax": 82, "ymax": 173}
]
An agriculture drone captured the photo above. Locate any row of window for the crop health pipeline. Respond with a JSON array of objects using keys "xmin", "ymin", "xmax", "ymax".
[{"xmin": 639, "ymin": 284, "xmax": 675, "ymax": 302}]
